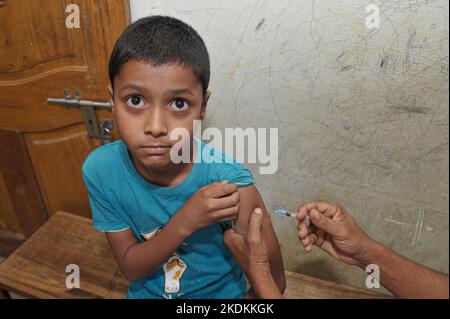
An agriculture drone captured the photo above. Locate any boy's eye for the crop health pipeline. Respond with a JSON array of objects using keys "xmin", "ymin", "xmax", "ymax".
[
  {"xmin": 169, "ymin": 99, "xmax": 189, "ymax": 111},
  {"xmin": 126, "ymin": 96, "xmax": 145, "ymax": 108}
]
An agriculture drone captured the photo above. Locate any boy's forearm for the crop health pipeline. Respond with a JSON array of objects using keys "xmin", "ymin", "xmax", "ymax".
[{"xmin": 121, "ymin": 214, "xmax": 190, "ymax": 281}]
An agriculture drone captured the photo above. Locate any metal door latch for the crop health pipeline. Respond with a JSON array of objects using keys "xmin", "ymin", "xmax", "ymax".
[{"xmin": 47, "ymin": 90, "xmax": 114, "ymax": 144}]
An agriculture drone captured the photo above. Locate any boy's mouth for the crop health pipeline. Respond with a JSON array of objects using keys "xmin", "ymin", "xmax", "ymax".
[{"xmin": 140, "ymin": 144, "xmax": 172, "ymax": 156}]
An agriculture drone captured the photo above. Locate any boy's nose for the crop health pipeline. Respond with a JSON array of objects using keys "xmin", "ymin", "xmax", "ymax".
[{"xmin": 144, "ymin": 107, "xmax": 168, "ymax": 138}]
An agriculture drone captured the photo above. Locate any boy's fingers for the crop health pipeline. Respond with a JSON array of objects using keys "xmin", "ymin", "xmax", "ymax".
[
  {"xmin": 212, "ymin": 205, "xmax": 239, "ymax": 221},
  {"xmin": 199, "ymin": 181, "xmax": 227, "ymax": 192},
  {"xmin": 211, "ymin": 191, "xmax": 240, "ymax": 210},
  {"xmin": 206, "ymin": 183, "xmax": 238, "ymax": 198}
]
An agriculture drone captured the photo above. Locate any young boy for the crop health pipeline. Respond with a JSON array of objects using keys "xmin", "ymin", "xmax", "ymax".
[{"xmin": 82, "ymin": 16, "xmax": 285, "ymax": 299}]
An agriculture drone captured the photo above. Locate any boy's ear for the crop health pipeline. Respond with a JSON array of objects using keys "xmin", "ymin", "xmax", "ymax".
[
  {"xmin": 108, "ymin": 84, "xmax": 115, "ymax": 114},
  {"xmin": 200, "ymin": 90, "xmax": 211, "ymax": 120}
]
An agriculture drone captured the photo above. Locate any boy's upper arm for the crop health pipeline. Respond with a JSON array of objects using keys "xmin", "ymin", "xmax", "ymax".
[
  {"xmin": 234, "ymin": 185, "xmax": 286, "ymax": 292},
  {"xmin": 234, "ymin": 185, "xmax": 272, "ymax": 235}
]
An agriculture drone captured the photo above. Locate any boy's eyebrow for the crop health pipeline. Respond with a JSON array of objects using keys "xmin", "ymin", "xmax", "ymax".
[
  {"xmin": 169, "ymin": 88, "xmax": 196, "ymax": 97},
  {"xmin": 118, "ymin": 85, "xmax": 196, "ymax": 97},
  {"xmin": 119, "ymin": 83, "xmax": 147, "ymax": 93}
]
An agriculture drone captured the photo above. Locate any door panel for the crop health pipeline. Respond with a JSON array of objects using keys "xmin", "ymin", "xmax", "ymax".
[
  {"xmin": 0, "ymin": 130, "xmax": 46, "ymax": 255},
  {"xmin": 24, "ymin": 124, "xmax": 101, "ymax": 218},
  {"xmin": 0, "ymin": 0, "xmax": 130, "ymax": 255},
  {"xmin": 0, "ymin": 2, "xmax": 84, "ymax": 74}
]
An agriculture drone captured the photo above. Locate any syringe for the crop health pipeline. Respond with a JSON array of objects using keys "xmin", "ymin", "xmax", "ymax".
[{"xmin": 272, "ymin": 209, "xmax": 310, "ymax": 223}]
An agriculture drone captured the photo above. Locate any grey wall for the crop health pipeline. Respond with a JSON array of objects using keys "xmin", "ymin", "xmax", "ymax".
[{"xmin": 131, "ymin": 0, "xmax": 449, "ymax": 292}]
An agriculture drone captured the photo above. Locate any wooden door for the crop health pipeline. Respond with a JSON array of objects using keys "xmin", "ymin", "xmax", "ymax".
[{"xmin": 0, "ymin": 0, "xmax": 130, "ymax": 256}]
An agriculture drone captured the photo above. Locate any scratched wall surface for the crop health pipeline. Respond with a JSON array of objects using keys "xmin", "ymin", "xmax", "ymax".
[{"xmin": 130, "ymin": 0, "xmax": 449, "ymax": 292}]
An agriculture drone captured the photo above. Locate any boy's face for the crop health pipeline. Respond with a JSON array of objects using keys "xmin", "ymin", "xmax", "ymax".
[{"xmin": 110, "ymin": 60, "xmax": 210, "ymax": 170}]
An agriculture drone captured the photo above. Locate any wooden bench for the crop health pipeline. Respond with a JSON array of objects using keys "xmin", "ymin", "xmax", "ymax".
[{"xmin": 0, "ymin": 211, "xmax": 389, "ymax": 299}]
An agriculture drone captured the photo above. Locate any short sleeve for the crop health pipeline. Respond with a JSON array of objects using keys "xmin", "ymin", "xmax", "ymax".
[
  {"xmin": 214, "ymin": 162, "xmax": 255, "ymax": 188},
  {"xmin": 226, "ymin": 164, "xmax": 255, "ymax": 187},
  {"xmin": 201, "ymin": 139, "xmax": 256, "ymax": 188},
  {"xmin": 82, "ymin": 171, "xmax": 130, "ymax": 232}
]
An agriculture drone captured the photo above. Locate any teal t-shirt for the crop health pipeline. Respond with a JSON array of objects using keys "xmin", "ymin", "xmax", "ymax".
[{"xmin": 81, "ymin": 138, "xmax": 255, "ymax": 299}]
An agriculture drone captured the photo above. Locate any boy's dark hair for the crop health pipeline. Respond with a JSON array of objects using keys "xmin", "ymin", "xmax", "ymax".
[{"xmin": 108, "ymin": 16, "xmax": 210, "ymax": 93}]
